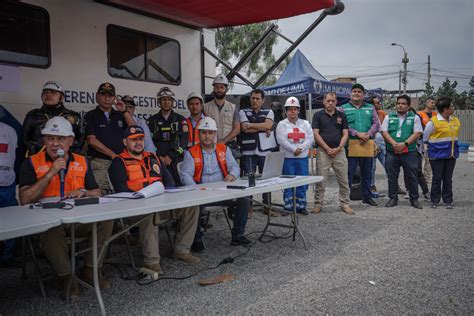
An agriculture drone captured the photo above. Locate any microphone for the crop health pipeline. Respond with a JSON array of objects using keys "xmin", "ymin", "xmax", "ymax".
[{"xmin": 57, "ymin": 149, "xmax": 65, "ymax": 199}]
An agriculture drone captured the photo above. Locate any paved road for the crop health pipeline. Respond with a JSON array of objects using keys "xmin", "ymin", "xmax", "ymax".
[{"xmin": 1, "ymin": 156, "xmax": 473, "ymax": 315}]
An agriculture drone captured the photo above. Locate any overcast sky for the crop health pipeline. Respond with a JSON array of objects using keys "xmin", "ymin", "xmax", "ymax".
[{"xmin": 232, "ymin": 0, "xmax": 473, "ymax": 94}]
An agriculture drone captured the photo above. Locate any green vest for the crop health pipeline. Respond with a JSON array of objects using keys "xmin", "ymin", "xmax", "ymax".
[
  {"xmin": 341, "ymin": 103, "xmax": 373, "ymax": 139},
  {"xmin": 385, "ymin": 112, "xmax": 417, "ymax": 152}
]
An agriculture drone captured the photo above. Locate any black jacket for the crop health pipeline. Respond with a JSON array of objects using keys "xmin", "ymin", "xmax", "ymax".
[{"xmin": 22, "ymin": 104, "xmax": 83, "ymax": 155}]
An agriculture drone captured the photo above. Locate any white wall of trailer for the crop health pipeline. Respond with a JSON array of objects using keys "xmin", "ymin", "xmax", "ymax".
[{"xmin": 0, "ymin": 0, "xmax": 216, "ymax": 123}]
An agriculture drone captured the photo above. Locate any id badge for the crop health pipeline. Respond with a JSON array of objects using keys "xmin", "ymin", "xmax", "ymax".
[{"xmin": 396, "ymin": 130, "xmax": 402, "ymax": 138}]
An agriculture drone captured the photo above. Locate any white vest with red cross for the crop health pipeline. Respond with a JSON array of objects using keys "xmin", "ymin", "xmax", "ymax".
[{"xmin": 276, "ymin": 118, "xmax": 314, "ymax": 158}]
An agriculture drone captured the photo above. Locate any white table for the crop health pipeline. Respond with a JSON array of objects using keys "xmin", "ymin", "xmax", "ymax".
[
  {"xmin": 4, "ymin": 176, "xmax": 322, "ymax": 315},
  {"xmin": 0, "ymin": 206, "xmax": 62, "ymax": 241}
]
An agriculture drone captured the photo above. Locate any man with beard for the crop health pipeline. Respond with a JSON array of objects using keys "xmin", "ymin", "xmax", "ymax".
[
  {"xmin": 147, "ymin": 87, "xmax": 188, "ymax": 186},
  {"xmin": 108, "ymin": 126, "xmax": 200, "ymax": 274},
  {"xmin": 22, "ymin": 81, "xmax": 82, "ymax": 155},
  {"xmin": 381, "ymin": 95, "xmax": 423, "ymax": 209},
  {"xmin": 185, "ymin": 92, "xmax": 205, "ymax": 148},
  {"xmin": 203, "ymin": 74, "xmax": 241, "ymax": 151}
]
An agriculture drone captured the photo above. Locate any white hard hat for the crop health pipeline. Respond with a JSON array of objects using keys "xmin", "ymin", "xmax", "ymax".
[
  {"xmin": 212, "ymin": 74, "xmax": 229, "ymax": 86},
  {"xmin": 197, "ymin": 116, "xmax": 218, "ymax": 131},
  {"xmin": 157, "ymin": 87, "xmax": 177, "ymax": 103},
  {"xmin": 41, "ymin": 116, "xmax": 75, "ymax": 137},
  {"xmin": 186, "ymin": 92, "xmax": 203, "ymax": 104},
  {"xmin": 284, "ymin": 97, "xmax": 300, "ymax": 108},
  {"xmin": 42, "ymin": 81, "xmax": 64, "ymax": 94}
]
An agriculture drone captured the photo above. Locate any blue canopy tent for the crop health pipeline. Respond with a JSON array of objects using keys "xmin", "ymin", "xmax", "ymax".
[{"xmin": 261, "ymin": 50, "xmax": 383, "ymax": 119}]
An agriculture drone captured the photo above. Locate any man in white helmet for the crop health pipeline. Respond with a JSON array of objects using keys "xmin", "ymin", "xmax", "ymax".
[
  {"xmin": 147, "ymin": 87, "xmax": 189, "ymax": 186},
  {"xmin": 18, "ymin": 116, "xmax": 113, "ymax": 299},
  {"xmin": 22, "ymin": 81, "xmax": 83, "ymax": 156},
  {"xmin": 276, "ymin": 97, "xmax": 314, "ymax": 215},
  {"xmin": 203, "ymin": 74, "xmax": 241, "ymax": 151},
  {"xmin": 185, "ymin": 92, "xmax": 205, "ymax": 148},
  {"xmin": 181, "ymin": 117, "xmax": 252, "ymax": 248}
]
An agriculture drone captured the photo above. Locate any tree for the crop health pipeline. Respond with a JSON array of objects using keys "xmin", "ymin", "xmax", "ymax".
[
  {"xmin": 468, "ymin": 76, "xmax": 474, "ymax": 109},
  {"xmin": 215, "ymin": 22, "xmax": 290, "ymax": 87}
]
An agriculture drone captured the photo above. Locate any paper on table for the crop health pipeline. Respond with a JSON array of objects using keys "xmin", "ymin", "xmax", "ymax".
[
  {"xmin": 258, "ymin": 131, "xmax": 277, "ymax": 151},
  {"xmin": 106, "ymin": 181, "xmax": 165, "ymax": 199},
  {"xmin": 165, "ymin": 187, "xmax": 196, "ymax": 193}
]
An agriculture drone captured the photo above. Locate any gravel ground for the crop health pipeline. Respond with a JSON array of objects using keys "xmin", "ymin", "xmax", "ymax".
[{"xmin": 1, "ymin": 155, "xmax": 473, "ymax": 315}]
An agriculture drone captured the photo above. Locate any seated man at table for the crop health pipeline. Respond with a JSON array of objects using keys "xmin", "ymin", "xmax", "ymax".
[
  {"xmin": 180, "ymin": 117, "xmax": 251, "ymax": 248},
  {"xmin": 18, "ymin": 116, "xmax": 113, "ymax": 299},
  {"xmin": 108, "ymin": 126, "xmax": 200, "ymax": 273}
]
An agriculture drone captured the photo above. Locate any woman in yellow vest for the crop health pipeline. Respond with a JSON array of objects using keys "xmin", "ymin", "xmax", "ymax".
[{"xmin": 423, "ymin": 97, "xmax": 460, "ymax": 209}]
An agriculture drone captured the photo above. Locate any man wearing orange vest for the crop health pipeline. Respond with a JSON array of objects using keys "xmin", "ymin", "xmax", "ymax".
[
  {"xmin": 418, "ymin": 97, "xmax": 437, "ymax": 185},
  {"xmin": 108, "ymin": 126, "xmax": 200, "ymax": 271},
  {"xmin": 181, "ymin": 117, "xmax": 252, "ymax": 248},
  {"xmin": 185, "ymin": 92, "xmax": 205, "ymax": 149},
  {"xmin": 19, "ymin": 116, "xmax": 113, "ymax": 299}
]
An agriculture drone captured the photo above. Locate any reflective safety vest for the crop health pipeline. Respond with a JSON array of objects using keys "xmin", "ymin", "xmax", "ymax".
[
  {"xmin": 417, "ymin": 111, "xmax": 437, "ymax": 128},
  {"xmin": 188, "ymin": 143, "xmax": 228, "ymax": 183},
  {"xmin": 186, "ymin": 116, "xmax": 203, "ymax": 148},
  {"xmin": 428, "ymin": 115, "xmax": 460, "ymax": 159},
  {"xmin": 386, "ymin": 112, "xmax": 417, "ymax": 152},
  {"xmin": 118, "ymin": 150, "xmax": 162, "ymax": 191},
  {"xmin": 341, "ymin": 103, "xmax": 374, "ymax": 139},
  {"xmin": 239, "ymin": 108, "xmax": 271, "ymax": 152},
  {"xmin": 30, "ymin": 151, "xmax": 87, "ymax": 197}
]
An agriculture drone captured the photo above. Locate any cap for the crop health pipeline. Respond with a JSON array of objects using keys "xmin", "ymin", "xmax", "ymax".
[
  {"xmin": 42, "ymin": 81, "xmax": 64, "ymax": 94},
  {"xmin": 122, "ymin": 95, "xmax": 136, "ymax": 107},
  {"xmin": 186, "ymin": 92, "xmax": 203, "ymax": 104},
  {"xmin": 41, "ymin": 116, "xmax": 75, "ymax": 137},
  {"xmin": 351, "ymin": 83, "xmax": 365, "ymax": 92},
  {"xmin": 157, "ymin": 87, "xmax": 177, "ymax": 103},
  {"xmin": 97, "ymin": 82, "xmax": 116, "ymax": 95},
  {"xmin": 197, "ymin": 117, "xmax": 218, "ymax": 131},
  {"xmin": 212, "ymin": 74, "xmax": 229, "ymax": 86},
  {"xmin": 124, "ymin": 125, "xmax": 145, "ymax": 139},
  {"xmin": 284, "ymin": 96, "xmax": 300, "ymax": 108}
]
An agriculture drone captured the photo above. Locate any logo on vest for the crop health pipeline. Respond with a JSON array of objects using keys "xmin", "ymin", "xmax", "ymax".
[
  {"xmin": 118, "ymin": 120, "xmax": 123, "ymax": 128},
  {"xmin": 152, "ymin": 164, "xmax": 161, "ymax": 175},
  {"xmin": 70, "ymin": 162, "xmax": 85, "ymax": 172},
  {"xmin": 37, "ymin": 166, "xmax": 50, "ymax": 173}
]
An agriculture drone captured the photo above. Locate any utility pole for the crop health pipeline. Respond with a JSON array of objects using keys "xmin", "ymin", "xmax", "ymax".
[
  {"xmin": 392, "ymin": 43, "xmax": 409, "ymax": 94},
  {"xmin": 427, "ymin": 55, "xmax": 431, "ymax": 87},
  {"xmin": 399, "ymin": 70, "xmax": 402, "ymax": 95}
]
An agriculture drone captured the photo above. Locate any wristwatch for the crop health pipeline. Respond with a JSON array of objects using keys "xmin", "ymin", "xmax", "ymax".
[
  {"xmin": 79, "ymin": 188, "xmax": 87, "ymax": 196},
  {"xmin": 404, "ymin": 141, "xmax": 409, "ymax": 147}
]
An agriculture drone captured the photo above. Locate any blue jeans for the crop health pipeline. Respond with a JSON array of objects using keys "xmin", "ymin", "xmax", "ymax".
[
  {"xmin": 241, "ymin": 154, "xmax": 271, "ymax": 205},
  {"xmin": 195, "ymin": 198, "xmax": 250, "ymax": 241},
  {"xmin": 348, "ymin": 157, "xmax": 374, "ymax": 201},
  {"xmin": 282, "ymin": 157, "xmax": 308, "ymax": 212},
  {"xmin": 0, "ymin": 183, "xmax": 18, "ymax": 263},
  {"xmin": 371, "ymin": 142, "xmax": 386, "ymax": 187}
]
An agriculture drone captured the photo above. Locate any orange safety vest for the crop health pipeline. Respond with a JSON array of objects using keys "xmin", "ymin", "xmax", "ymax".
[
  {"xmin": 188, "ymin": 143, "xmax": 228, "ymax": 183},
  {"xmin": 30, "ymin": 151, "xmax": 87, "ymax": 198},
  {"xmin": 118, "ymin": 150, "xmax": 163, "ymax": 192},
  {"xmin": 186, "ymin": 116, "xmax": 203, "ymax": 148},
  {"xmin": 377, "ymin": 110, "xmax": 387, "ymax": 125},
  {"xmin": 417, "ymin": 110, "xmax": 437, "ymax": 127}
]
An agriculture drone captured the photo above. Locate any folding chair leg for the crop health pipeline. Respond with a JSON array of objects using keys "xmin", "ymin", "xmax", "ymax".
[
  {"xmin": 163, "ymin": 225, "xmax": 174, "ymax": 252},
  {"xmin": 119, "ymin": 219, "xmax": 137, "ymax": 270},
  {"xmin": 27, "ymin": 237, "xmax": 46, "ymax": 298}
]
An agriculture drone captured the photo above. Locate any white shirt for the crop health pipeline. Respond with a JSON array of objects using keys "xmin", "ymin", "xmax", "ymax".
[
  {"xmin": 276, "ymin": 118, "xmax": 314, "ymax": 158},
  {"xmin": 0, "ymin": 122, "xmax": 17, "ymax": 186},
  {"xmin": 239, "ymin": 108, "xmax": 275, "ymax": 156},
  {"xmin": 381, "ymin": 112, "xmax": 423, "ymax": 133}
]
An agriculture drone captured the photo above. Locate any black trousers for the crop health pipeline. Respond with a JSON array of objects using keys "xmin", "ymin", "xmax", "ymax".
[
  {"xmin": 404, "ymin": 152, "xmax": 429, "ymax": 194},
  {"xmin": 429, "ymin": 158, "xmax": 456, "ymax": 204},
  {"xmin": 386, "ymin": 150, "xmax": 419, "ymax": 201}
]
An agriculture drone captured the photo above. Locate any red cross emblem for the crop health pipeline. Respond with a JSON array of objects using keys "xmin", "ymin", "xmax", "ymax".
[{"xmin": 288, "ymin": 128, "xmax": 305, "ymax": 143}]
